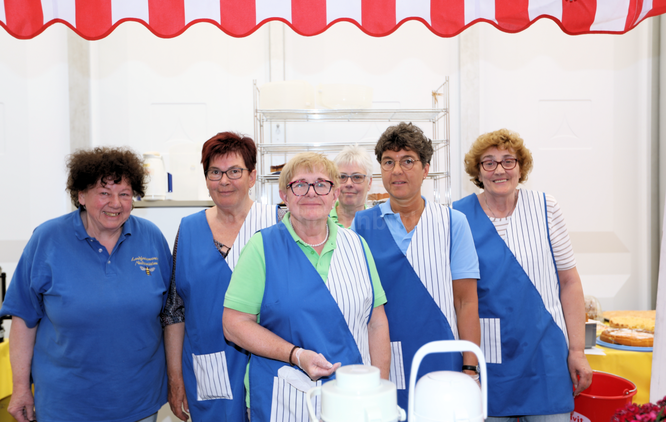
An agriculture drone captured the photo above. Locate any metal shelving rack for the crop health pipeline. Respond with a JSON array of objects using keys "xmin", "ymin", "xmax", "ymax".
[{"xmin": 253, "ymin": 79, "xmax": 451, "ymax": 206}]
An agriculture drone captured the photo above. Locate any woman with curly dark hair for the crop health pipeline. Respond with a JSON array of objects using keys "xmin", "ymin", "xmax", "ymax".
[{"xmin": 0, "ymin": 146, "xmax": 172, "ymax": 422}]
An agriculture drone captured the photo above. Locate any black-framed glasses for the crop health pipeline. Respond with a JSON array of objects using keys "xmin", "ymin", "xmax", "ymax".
[
  {"xmin": 381, "ymin": 157, "xmax": 421, "ymax": 171},
  {"xmin": 339, "ymin": 173, "xmax": 369, "ymax": 184},
  {"xmin": 479, "ymin": 158, "xmax": 518, "ymax": 172},
  {"xmin": 287, "ymin": 180, "xmax": 334, "ymax": 196},
  {"xmin": 206, "ymin": 167, "xmax": 249, "ymax": 181}
]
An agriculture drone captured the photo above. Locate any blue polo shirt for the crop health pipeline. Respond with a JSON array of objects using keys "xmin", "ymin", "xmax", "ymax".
[
  {"xmin": 351, "ymin": 198, "xmax": 479, "ymax": 280},
  {"xmin": 1, "ymin": 209, "xmax": 171, "ymax": 422}
]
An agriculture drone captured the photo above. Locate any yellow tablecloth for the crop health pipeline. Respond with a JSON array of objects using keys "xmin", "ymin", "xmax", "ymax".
[
  {"xmin": 0, "ymin": 341, "xmax": 11, "ymax": 401},
  {"xmin": 586, "ymin": 345, "xmax": 652, "ymax": 405}
]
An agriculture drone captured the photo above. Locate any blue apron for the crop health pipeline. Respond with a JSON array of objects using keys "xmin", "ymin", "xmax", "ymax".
[
  {"xmin": 354, "ymin": 206, "xmax": 460, "ymax": 417},
  {"xmin": 176, "ymin": 210, "xmax": 249, "ymax": 422},
  {"xmin": 249, "ymin": 222, "xmax": 368, "ymax": 422},
  {"xmin": 453, "ymin": 194, "xmax": 573, "ymax": 416}
]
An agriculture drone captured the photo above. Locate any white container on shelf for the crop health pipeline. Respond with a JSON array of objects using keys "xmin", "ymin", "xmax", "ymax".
[
  {"xmin": 316, "ymin": 83, "xmax": 373, "ymax": 109},
  {"xmin": 143, "ymin": 152, "xmax": 167, "ymax": 201},
  {"xmin": 260, "ymin": 80, "xmax": 315, "ymax": 109}
]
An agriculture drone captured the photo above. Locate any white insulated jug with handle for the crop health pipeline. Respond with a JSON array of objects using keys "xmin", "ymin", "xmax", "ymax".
[
  {"xmin": 143, "ymin": 152, "xmax": 167, "ymax": 201},
  {"xmin": 408, "ymin": 340, "xmax": 487, "ymax": 422},
  {"xmin": 306, "ymin": 365, "xmax": 406, "ymax": 422}
]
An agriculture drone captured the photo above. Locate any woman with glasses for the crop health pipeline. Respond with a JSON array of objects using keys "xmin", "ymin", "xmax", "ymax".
[
  {"xmin": 331, "ymin": 145, "xmax": 374, "ymax": 228},
  {"xmin": 453, "ymin": 128, "xmax": 591, "ymax": 422},
  {"xmin": 223, "ymin": 152, "xmax": 390, "ymax": 422},
  {"xmin": 160, "ymin": 132, "xmax": 279, "ymax": 422},
  {"xmin": 1, "ymin": 147, "xmax": 171, "ymax": 422},
  {"xmin": 352, "ymin": 122, "xmax": 481, "ymax": 414}
]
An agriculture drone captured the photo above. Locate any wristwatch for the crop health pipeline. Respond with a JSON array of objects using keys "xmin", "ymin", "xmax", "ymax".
[{"xmin": 462, "ymin": 364, "xmax": 479, "ymax": 374}]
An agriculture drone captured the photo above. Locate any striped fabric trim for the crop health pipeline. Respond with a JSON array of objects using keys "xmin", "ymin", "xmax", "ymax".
[
  {"xmin": 327, "ymin": 227, "xmax": 374, "ymax": 366},
  {"xmin": 505, "ymin": 190, "xmax": 569, "ymax": 344},
  {"xmin": 192, "ymin": 351, "xmax": 233, "ymax": 401},
  {"xmin": 2, "ymin": 0, "xmax": 664, "ymax": 40},
  {"xmin": 389, "ymin": 341, "xmax": 405, "ymax": 389},
  {"xmin": 226, "ymin": 202, "xmax": 276, "ymax": 272},
  {"xmin": 405, "ymin": 201, "xmax": 457, "ymax": 339},
  {"xmin": 489, "ymin": 192, "xmax": 576, "ymax": 272},
  {"xmin": 270, "ymin": 374, "xmax": 322, "ymax": 422},
  {"xmin": 479, "ymin": 318, "xmax": 502, "ymax": 364}
]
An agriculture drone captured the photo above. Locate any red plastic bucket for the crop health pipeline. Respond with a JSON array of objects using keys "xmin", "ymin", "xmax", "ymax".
[{"xmin": 571, "ymin": 371, "xmax": 637, "ymax": 422}]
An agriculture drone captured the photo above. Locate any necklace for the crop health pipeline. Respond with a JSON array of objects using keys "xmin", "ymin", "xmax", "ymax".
[
  {"xmin": 484, "ymin": 190, "xmax": 519, "ymax": 219},
  {"xmin": 304, "ymin": 224, "xmax": 329, "ymax": 248}
]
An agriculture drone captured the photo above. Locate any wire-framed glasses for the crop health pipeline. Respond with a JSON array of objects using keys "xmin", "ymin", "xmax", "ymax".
[
  {"xmin": 479, "ymin": 158, "xmax": 518, "ymax": 172},
  {"xmin": 339, "ymin": 173, "xmax": 369, "ymax": 184},
  {"xmin": 287, "ymin": 180, "xmax": 334, "ymax": 196},
  {"xmin": 206, "ymin": 167, "xmax": 249, "ymax": 181},
  {"xmin": 380, "ymin": 157, "xmax": 421, "ymax": 171}
]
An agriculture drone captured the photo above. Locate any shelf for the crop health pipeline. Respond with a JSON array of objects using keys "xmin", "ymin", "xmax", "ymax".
[
  {"xmin": 258, "ymin": 171, "xmax": 449, "ymax": 183},
  {"xmin": 257, "ymin": 139, "xmax": 449, "ymax": 154},
  {"xmin": 134, "ymin": 200, "xmax": 214, "ymax": 208},
  {"xmin": 256, "ymin": 109, "xmax": 447, "ymax": 123}
]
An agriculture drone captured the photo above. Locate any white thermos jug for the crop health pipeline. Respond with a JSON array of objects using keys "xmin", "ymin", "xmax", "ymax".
[
  {"xmin": 143, "ymin": 152, "xmax": 167, "ymax": 201},
  {"xmin": 408, "ymin": 340, "xmax": 487, "ymax": 422}
]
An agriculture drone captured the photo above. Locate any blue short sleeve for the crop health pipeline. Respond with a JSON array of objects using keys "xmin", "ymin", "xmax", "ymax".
[{"xmin": 450, "ymin": 209, "xmax": 480, "ymax": 280}]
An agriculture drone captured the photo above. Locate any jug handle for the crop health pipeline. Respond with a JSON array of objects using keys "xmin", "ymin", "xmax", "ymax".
[
  {"xmin": 407, "ymin": 340, "xmax": 488, "ymax": 421},
  {"xmin": 397, "ymin": 405, "xmax": 407, "ymax": 421},
  {"xmin": 306, "ymin": 385, "xmax": 322, "ymax": 422}
]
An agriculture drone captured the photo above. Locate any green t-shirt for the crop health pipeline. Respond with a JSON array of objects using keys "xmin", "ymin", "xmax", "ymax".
[
  {"xmin": 329, "ymin": 200, "xmax": 368, "ymax": 229},
  {"xmin": 224, "ymin": 212, "xmax": 386, "ymax": 314}
]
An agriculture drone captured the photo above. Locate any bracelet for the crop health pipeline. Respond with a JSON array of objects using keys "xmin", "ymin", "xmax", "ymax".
[
  {"xmin": 289, "ymin": 345, "xmax": 300, "ymax": 366},
  {"xmin": 462, "ymin": 365, "xmax": 479, "ymax": 374}
]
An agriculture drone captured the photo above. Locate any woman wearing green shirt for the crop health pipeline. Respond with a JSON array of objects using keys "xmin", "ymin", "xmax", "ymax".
[{"xmin": 223, "ymin": 152, "xmax": 390, "ymax": 422}]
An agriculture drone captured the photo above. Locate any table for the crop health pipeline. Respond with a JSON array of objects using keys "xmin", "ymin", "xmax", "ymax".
[{"xmin": 585, "ymin": 345, "xmax": 652, "ymax": 405}]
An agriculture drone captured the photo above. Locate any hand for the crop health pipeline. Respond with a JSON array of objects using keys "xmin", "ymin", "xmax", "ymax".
[
  {"xmin": 167, "ymin": 376, "xmax": 190, "ymax": 421},
  {"xmin": 568, "ymin": 350, "xmax": 593, "ymax": 396},
  {"xmin": 294, "ymin": 348, "xmax": 341, "ymax": 381},
  {"xmin": 7, "ymin": 387, "xmax": 35, "ymax": 422}
]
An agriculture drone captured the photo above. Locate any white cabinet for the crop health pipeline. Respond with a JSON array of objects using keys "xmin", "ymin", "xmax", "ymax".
[{"xmin": 253, "ymin": 79, "xmax": 450, "ymax": 206}]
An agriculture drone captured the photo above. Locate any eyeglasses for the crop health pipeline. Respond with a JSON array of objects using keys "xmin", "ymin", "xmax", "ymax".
[
  {"xmin": 479, "ymin": 158, "xmax": 518, "ymax": 172},
  {"xmin": 339, "ymin": 173, "xmax": 369, "ymax": 184},
  {"xmin": 287, "ymin": 180, "xmax": 334, "ymax": 196},
  {"xmin": 206, "ymin": 167, "xmax": 249, "ymax": 181},
  {"xmin": 380, "ymin": 157, "xmax": 421, "ymax": 171}
]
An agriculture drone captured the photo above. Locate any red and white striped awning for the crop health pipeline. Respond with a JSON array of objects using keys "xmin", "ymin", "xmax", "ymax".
[{"xmin": 2, "ymin": 0, "xmax": 666, "ymax": 40}]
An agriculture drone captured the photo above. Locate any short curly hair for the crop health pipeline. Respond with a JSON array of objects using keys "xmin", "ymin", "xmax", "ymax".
[
  {"xmin": 464, "ymin": 128, "xmax": 533, "ymax": 189},
  {"xmin": 66, "ymin": 147, "xmax": 146, "ymax": 208},
  {"xmin": 374, "ymin": 122, "xmax": 434, "ymax": 165}
]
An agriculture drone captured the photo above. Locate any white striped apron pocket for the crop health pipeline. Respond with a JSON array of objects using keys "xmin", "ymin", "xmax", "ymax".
[
  {"xmin": 480, "ymin": 318, "xmax": 502, "ymax": 364},
  {"xmin": 271, "ymin": 367, "xmax": 320, "ymax": 422},
  {"xmin": 192, "ymin": 351, "xmax": 233, "ymax": 401},
  {"xmin": 389, "ymin": 341, "xmax": 406, "ymax": 390}
]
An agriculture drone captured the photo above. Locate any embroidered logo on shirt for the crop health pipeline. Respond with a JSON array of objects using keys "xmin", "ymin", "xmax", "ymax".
[{"xmin": 132, "ymin": 256, "xmax": 158, "ymax": 276}]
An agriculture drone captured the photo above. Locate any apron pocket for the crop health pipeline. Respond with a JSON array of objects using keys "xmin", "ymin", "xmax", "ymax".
[
  {"xmin": 389, "ymin": 341, "xmax": 406, "ymax": 390},
  {"xmin": 271, "ymin": 368, "xmax": 322, "ymax": 422},
  {"xmin": 192, "ymin": 351, "xmax": 233, "ymax": 401},
  {"xmin": 480, "ymin": 318, "xmax": 502, "ymax": 364}
]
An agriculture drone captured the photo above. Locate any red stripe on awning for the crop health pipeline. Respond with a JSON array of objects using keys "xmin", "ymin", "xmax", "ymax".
[
  {"xmin": 76, "ymin": 0, "xmax": 112, "ymax": 39},
  {"xmin": 220, "ymin": 0, "xmax": 256, "ymax": 36},
  {"xmin": 561, "ymin": 0, "xmax": 596, "ymax": 34},
  {"xmin": 431, "ymin": 0, "xmax": 465, "ymax": 36},
  {"xmin": 292, "ymin": 0, "xmax": 327, "ymax": 36},
  {"xmin": 149, "ymin": 0, "xmax": 185, "ymax": 36},
  {"xmin": 495, "ymin": 0, "xmax": 530, "ymax": 32},
  {"xmin": 362, "ymin": 0, "xmax": 396, "ymax": 36},
  {"xmin": 3, "ymin": 0, "xmax": 43, "ymax": 38}
]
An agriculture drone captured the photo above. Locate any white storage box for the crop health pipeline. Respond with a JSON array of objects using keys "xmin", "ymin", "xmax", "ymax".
[{"xmin": 260, "ymin": 80, "xmax": 315, "ymax": 109}]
